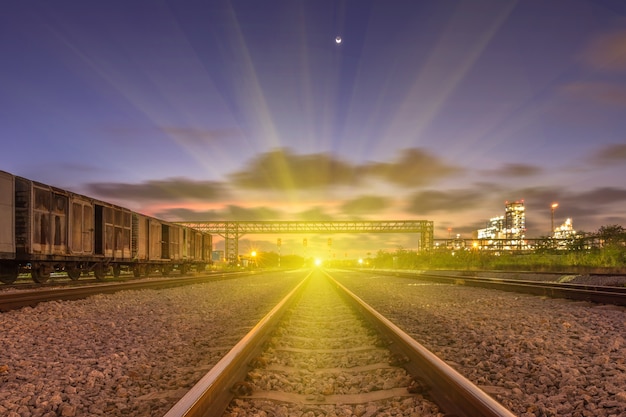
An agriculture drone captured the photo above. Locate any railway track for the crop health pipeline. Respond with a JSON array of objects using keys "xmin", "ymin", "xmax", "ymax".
[
  {"xmin": 165, "ymin": 269, "xmax": 515, "ymax": 417},
  {"xmin": 0, "ymin": 271, "xmax": 251, "ymax": 311},
  {"xmin": 369, "ymin": 270, "xmax": 626, "ymax": 306}
]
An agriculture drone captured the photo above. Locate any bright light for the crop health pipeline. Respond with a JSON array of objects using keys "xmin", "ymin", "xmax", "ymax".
[
  {"xmin": 314, "ymin": 258, "xmax": 322, "ymax": 266},
  {"xmin": 335, "ymin": 36, "xmax": 342, "ymax": 44},
  {"xmin": 358, "ymin": 258, "xmax": 363, "ymax": 265},
  {"xmin": 551, "ymin": 203, "xmax": 559, "ymax": 209},
  {"xmin": 251, "ymin": 251, "xmax": 257, "ymax": 257}
]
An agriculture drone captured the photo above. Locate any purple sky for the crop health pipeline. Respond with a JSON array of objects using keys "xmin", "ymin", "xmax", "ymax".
[{"xmin": 2, "ymin": 1, "xmax": 626, "ymax": 257}]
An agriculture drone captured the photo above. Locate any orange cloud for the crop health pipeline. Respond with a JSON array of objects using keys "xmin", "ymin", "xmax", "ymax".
[
  {"xmin": 581, "ymin": 30, "xmax": 626, "ymax": 72},
  {"xmin": 86, "ymin": 177, "xmax": 228, "ymax": 202},
  {"xmin": 561, "ymin": 82, "xmax": 626, "ymax": 106}
]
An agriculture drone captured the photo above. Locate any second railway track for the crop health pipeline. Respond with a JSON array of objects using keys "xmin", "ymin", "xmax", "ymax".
[
  {"xmin": 369, "ymin": 269, "xmax": 626, "ymax": 306},
  {"xmin": 165, "ymin": 269, "xmax": 515, "ymax": 417}
]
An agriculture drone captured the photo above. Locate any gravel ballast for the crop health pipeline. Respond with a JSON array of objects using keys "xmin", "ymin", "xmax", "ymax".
[
  {"xmin": 335, "ymin": 271, "xmax": 626, "ymax": 417},
  {"xmin": 0, "ymin": 272, "xmax": 304, "ymax": 417},
  {"xmin": 1, "ymin": 269, "xmax": 625, "ymax": 417}
]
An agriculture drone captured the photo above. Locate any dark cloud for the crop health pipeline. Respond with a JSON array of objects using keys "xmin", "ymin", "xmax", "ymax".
[
  {"xmin": 581, "ymin": 30, "xmax": 626, "ymax": 72},
  {"xmin": 224, "ymin": 205, "xmax": 283, "ymax": 220},
  {"xmin": 229, "ymin": 147, "xmax": 462, "ymax": 191},
  {"xmin": 296, "ymin": 206, "xmax": 335, "ymax": 221},
  {"xmin": 567, "ymin": 187, "xmax": 626, "ymax": 206},
  {"xmin": 364, "ymin": 148, "xmax": 463, "ymax": 187},
  {"xmin": 470, "ymin": 182, "xmax": 506, "ymax": 194},
  {"xmin": 153, "ymin": 208, "xmax": 217, "ymax": 221},
  {"xmin": 157, "ymin": 205, "xmax": 339, "ymax": 222},
  {"xmin": 86, "ymin": 177, "xmax": 228, "ymax": 202},
  {"xmin": 513, "ymin": 186, "xmax": 626, "ymax": 213},
  {"xmin": 589, "ymin": 143, "xmax": 626, "ymax": 165},
  {"xmin": 481, "ymin": 163, "xmax": 543, "ymax": 177},
  {"xmin": 506, "ymin": 187, "xmax": 560, "ymax": 208},
  {"xmin": 229, "ymin": 148, "xmax": 361, "ymax": 190},
  {"xmin": 341, "ymin": 195, "xmax": 391, "ymax": 215},
  {"xmin": 155, "ymin": 205, "xmax": 282, "ymax": 222},
  {"xmin": 405, "ymin": 190, "xmax": 483, "ymax": 214}
]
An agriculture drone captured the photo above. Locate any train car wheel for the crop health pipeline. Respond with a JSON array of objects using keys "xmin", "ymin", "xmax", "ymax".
[
  {"xmin": 67, "ymin": 267, "xmax": 81, "ymax": 281},
  {"xmin": 179, "ymin": 264, "xmax": 188, "ymax": 275},
  {"xmin": 93, "ymin": 265, "xmax": 106, "ymax": 281},
  {"xmin": 31, "ymin": 264, "xmax": 51, "ymax": 283},
  {"xmin": 0, "ymin": 265, "xmax": 18, "ymax": 284},
  {"xmin": 161, "ymin": 266, "xmax": 171, "ymax": 276},
  {"xmin": 112, "ymin": 265, "xmax": 121, "ymax": 278}
]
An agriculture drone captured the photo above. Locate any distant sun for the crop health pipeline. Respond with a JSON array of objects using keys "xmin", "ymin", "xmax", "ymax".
[{"xmin": 335, "ymin": 36, "xmax": 342, "ymax": 44}]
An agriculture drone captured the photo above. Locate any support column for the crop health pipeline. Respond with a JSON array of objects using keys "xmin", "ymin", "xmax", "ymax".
[
  {"xmin": 418, "ymin": 221, "xmax": 434, "ymax": 252},
  {"xmin": 224, "ymin": 222, "xmax": 240, "ymax": 264}
]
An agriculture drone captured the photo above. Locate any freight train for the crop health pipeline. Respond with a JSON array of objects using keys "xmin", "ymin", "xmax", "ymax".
[{"xmin": 0, "ymin": 170, "xmax": 212, "ymax": 284}]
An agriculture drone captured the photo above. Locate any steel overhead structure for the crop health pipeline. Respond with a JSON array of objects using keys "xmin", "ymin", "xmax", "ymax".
[{"xmin": 176, "ymin": 220, "xmax": 434, "ymax": 262}]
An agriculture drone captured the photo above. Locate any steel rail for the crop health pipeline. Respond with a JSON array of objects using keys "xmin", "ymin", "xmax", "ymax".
[
  {"xmin": 0, "ymin": 271, "xmax": 250, "ymax": 312},
  {"xmin": 415, "ymin": 271, "xmax": 626, "ymax": 293},
  {"xmin": 164, "ymin": 269, "xmax": 516, "ymax": 417},
  {"xmin": 324, "ymin": 270, "xmax": 517, "ymax": 417},
  {"xmin": 378, "ymin": 270, "xmax": 626, "ymax": 306},
  {"xmin": 163, "ymin": 271, "xmax": 312, "ymax": 417}
]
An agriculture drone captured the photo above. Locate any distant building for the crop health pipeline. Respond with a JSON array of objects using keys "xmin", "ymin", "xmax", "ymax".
[
  {"xmin": 553, "ymin": 218, "xmax": 576, "ymax": 240},
  {"xmin": 504, "ymin": 200, "xmax": 526, "ymax": 240},
  {"xmin": 474, "ymin": 201, "xmax": 526, "ymax": 249},
  {"xmin": 477, "ymin": 216, "xmax": 505, "ymax": 239}
]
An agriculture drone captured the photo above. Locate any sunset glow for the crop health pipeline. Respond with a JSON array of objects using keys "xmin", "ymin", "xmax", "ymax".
[{"xmin": 2, "ymin": 1, "xmax": 626, "ymax": 257}]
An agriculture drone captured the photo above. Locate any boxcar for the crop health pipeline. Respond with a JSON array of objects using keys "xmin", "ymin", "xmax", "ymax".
[
  {"xmin": 1, "ymin": 170, "xmax": 213, "ymax": 283},
  {"xmin": 130, "ymin": 215, "xmax": 211, "ymax": 276},
  {"xmin": 181, "ymin": 225, "xmax": 211, "ymax": 273},
  {"xmin": 11, "ymin": 176, "xmax": 134, "ymax": 282},
  {"xmin": 131, "ymin": 213, "xmax": 172, "ymax": 276},
  {"xmin": 14, "ymin": 175, "xmax": 71, "ymax": 281}
]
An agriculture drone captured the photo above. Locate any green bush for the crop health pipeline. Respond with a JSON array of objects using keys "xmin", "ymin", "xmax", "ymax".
[{"xmin": 371, "ymin": 246, "xmax": 626, "ymax": 272}]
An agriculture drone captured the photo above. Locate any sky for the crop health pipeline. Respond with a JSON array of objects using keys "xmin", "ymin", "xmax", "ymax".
[{"xmin": 2, "ymin": 0, "xmax": 626, "ymax": 257}]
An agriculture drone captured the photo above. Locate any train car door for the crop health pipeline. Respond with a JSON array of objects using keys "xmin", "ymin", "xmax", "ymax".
[
  {"xmin": 132, "ymin": 213, "xmax": 149, "ymax": 260},
  {"xmin": 193, "ymin": 233, "xmax": 200, "ymax": 260},
  {"xmin": 168, "ymin": 226, "xmax": 182, "ymax": 261},
  {"xmin": 30, "ymin": 185, "xmax": 68, "ymax": 255},
  {"xmin": 104, "ymin": 207, "xmax": 115, "ymax": 257},
  {"xmin": 50, "ymin": 192, "xmax": 68, "ymax": 255},
  {"xmin": 31, "ymin": 185, "xmax": 51, "ymax": 254},
  {"xmin": 113, "ymin": 208, "xmax": 131, "ymax": 259},
  {"xmin": 183, "ymin": 228, "xmax": 189, "ymax": 259},
  {"xmin": 161, "ymin": 224, "xmax": 170, "ymax": 259},
  {"xmin": 69, "ymin": 198, "xmax": 93, "ymax": 255},
  {"xmin": 149, "ymin": 219, "xmax": 162, "ymax": 260},
  {"xmin": 94, "ymin": 205, "xmax": 104, "ymax": 256},
  {"xmin": 206, "ymin": 234, "xmax": 212, "ymax": 261}
]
